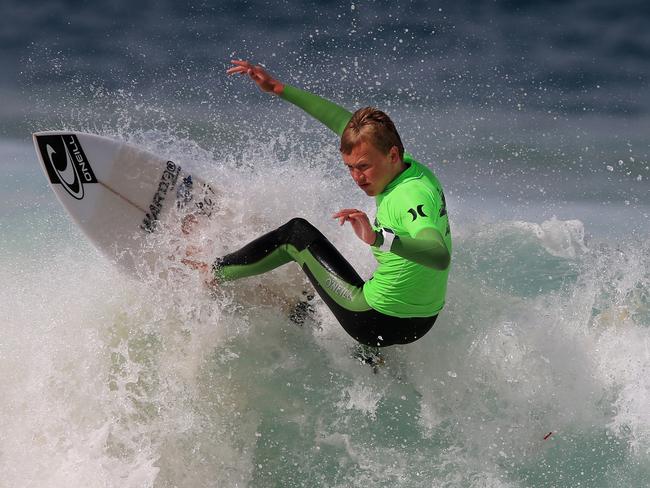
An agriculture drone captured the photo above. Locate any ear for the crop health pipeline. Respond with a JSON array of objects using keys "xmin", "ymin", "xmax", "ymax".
[{"xmin": 389, "ymin": 146, "xmax": 400, "ymax": 163}]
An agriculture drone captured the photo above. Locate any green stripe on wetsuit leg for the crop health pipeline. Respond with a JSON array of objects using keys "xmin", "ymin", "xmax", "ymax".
[
  {"xmin": 216, "ymin": 247, "xmax": 291, "ymax": 281},
  {"xmin": 216, "ymin": 244, "xmax": 371, "ymax": 312}
]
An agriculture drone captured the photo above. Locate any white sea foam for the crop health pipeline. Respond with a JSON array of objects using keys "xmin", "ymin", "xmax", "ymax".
[{"xmin": 2, "ymin": 125, "xmax": 649, "ymax": 487}]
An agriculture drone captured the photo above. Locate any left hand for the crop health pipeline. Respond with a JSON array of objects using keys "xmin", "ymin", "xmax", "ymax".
[
  {"xmin": 333, "ymin": 209, "xmax": 377, "ymax": 245},
  {"xmin": 226, "ymin": 60, "xmax": 285, "ymax": 95}
]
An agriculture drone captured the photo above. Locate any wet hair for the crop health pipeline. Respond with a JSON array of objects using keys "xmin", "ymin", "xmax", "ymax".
[{"xmin": 340, "ymin": 107, "xmax": 404, "ymax": 159}]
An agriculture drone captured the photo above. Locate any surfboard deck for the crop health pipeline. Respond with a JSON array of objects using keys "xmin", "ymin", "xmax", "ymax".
[{"xmin": 33, "ymin": 131, "xmax": 217, "ymax": 276}]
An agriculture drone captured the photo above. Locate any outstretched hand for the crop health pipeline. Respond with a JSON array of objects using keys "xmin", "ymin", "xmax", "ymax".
[
  {"xmin": 333, "ymin": 209, "xmax": 377, "ymax": 245},
  {"xmin": 227, "ymin": 60, "xmax": 284, "ymax": 95}
]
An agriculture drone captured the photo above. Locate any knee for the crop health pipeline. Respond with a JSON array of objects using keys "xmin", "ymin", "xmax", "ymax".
[
  {"xmin": 282, "ymin": 217, "xmax": 321, "ymax": 250},
  {"xmin": 284, "ymin": 217, "xmax": 319, "ymax": 237},
  {"xmin": 286, "ymin": 217, "xmax": 313, "ymax": 230}
]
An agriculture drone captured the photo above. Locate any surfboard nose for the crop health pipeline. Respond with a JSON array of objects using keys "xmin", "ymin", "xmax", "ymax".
[{"xmin": 32, "ymin": 131, "xmax": 218, "ymax": 278}]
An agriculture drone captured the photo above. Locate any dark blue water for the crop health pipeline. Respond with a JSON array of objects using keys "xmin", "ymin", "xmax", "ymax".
[
  {"xmin": 2, "ymin": 1, "xmax": 650, "ymax": 487},
  {"xmin": 3, "ymin": 0, "xmax": 650, "ymax": 113}
]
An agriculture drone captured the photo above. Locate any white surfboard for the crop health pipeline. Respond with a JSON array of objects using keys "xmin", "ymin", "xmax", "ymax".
[{"xmin": 33, "ymin": 131, "xmax": 217, "ymax": 276}]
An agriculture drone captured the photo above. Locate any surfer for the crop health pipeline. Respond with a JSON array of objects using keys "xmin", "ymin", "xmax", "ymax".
[{"xmin": 186, "ymin": 60, "xmax": 451, "ymax": 347}]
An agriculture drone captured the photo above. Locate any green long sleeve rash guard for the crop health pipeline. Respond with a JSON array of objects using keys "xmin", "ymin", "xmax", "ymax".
[{"xmin": 280, "ymin": 84, "xmax": 452, "ymax": 318}]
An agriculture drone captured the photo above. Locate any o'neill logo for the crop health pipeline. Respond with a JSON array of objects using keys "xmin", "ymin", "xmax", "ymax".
[
  {"xmin": 36, "ymin": 134, "xmax": 97, "ymax": 200},
  {"xmin": 326, "ymin": 275, "xmax": 354, "ymax": 301}
]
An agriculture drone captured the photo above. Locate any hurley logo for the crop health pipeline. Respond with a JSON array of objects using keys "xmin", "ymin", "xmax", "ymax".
[{"xmin": 407, "ymin": 204, "xmax": 428, "ymax": 221}]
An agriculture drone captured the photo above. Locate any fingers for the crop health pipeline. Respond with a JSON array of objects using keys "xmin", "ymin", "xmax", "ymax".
[
  {"xmin": 332, "ymin": 208, "xmax": 362, "ymax": 217},
  {"xmin": 226, "ymin": 66, "xmax": 253, "ymax": 76},
  {"xmin": 230, "ymin": 59, "xmax": 251, "ymax": 68},
  {"xmin": 227, "ymin": 60, "xmax": 262, "ymax": 77},
  {"xmin": 228, "ymin": 59, "xmax": 252, "ymax": 72},
  {"xmin": 332, "ymin": 209, "xmax": 368, "ymax": 225},
  {"xmin": 228, "ymin": 67, "xmax": 263, "ymax": 85},
  {"xmin": 184, "ymin": 244, "xmax": 201, "ymax": 257},
  {"xmin": 181, "ymin": 258, "xmax": 208, "ymax": 272},
  {"xmin": 346, "ymin": 212, "xmax": 367, "ymax": 223},
  {"xmin": 226, "ymin": 66, "xmax": 247, "ymax": 75},
  {"xmin": 333, "ymin": 208, "xmax": 357, "ymax": 225},
  {"xmin": 227, "ymin": 59, "xmax": 284, "ymax": 95},
  {"xmin": 226, "ymin": 60, "xmax": 247, "ymax": 74}
]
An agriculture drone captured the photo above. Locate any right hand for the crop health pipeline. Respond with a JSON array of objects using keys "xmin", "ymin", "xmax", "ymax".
[
  {"xmin": 332, "ymin": 209, "xmax": 378, "ymax": 245},
  {"xmin": 227, "ymin": 60, "xmax": 284, "ymax": 95}
]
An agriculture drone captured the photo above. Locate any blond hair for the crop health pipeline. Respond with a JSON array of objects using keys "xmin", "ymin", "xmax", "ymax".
[{"xmin": 340, "ymin": 107, "xmax": 404, "ymax": 159}]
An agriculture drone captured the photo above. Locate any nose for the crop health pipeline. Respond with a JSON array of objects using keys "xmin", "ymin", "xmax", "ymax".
[{"xmin": 351, "ymin": 168, "xmax": 365, "ymax": 184}]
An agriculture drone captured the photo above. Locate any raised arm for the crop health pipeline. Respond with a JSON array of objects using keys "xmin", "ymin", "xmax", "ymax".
[{"xmin": 227, "ymin": 60, "xmax": 352, "ymax": 136}]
